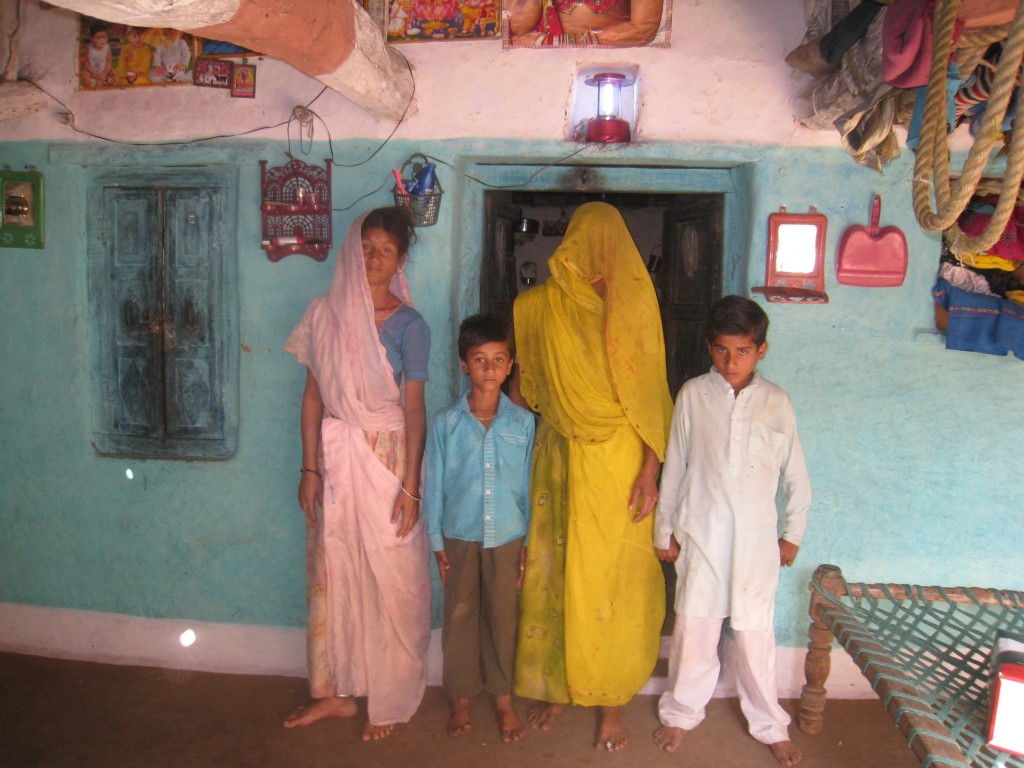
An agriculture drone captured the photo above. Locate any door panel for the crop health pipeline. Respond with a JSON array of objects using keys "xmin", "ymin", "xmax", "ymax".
[
  {"xmin": 659, "ymin": 198, "xmax": 723, "ymax": 397},
  {"xmin": 108, "ymin": 188, "xmax": 163, "ymax": 437},
  {"xmin": 481, "ymin": 196, "xmax": 521, "ymax": 322},
  {"xmin": 165, "ymin": 188, "xmax": 223, "ymax": 439}
]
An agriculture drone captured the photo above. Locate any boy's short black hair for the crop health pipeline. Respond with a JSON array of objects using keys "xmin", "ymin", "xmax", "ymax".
[
  {"xmin": 458, "ymin": 313, "xmax": 513, "ymax": 360},
  {"xmin": 705, "ymin": 295, "xmax": 770, "ymax": 346}
]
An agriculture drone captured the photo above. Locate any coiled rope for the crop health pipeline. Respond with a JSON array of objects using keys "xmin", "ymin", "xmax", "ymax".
[{"xmin": 912, "ymin": 0, "xmax": 1024, "ymax": 255}]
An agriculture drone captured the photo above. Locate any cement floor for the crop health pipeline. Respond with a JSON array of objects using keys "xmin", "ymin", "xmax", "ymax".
[{"xmin": 0, "ymin": 652, "xmax": 919, "ymax": 768}]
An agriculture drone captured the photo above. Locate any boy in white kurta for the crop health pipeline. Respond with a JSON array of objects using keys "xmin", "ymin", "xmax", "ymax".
[{"xmin": 653, "ymin": 295, "xmax": 811, "ymax": 767}]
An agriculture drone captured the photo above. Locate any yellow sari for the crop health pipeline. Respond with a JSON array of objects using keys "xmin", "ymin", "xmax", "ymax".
[{"xmin": 513, "ymin": 202, "xmax": 674, "ymax": 706}]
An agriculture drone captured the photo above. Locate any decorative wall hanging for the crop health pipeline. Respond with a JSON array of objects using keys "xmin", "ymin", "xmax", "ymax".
[
  {"xmin": 753, "ymin": 205, "xmax": 829, "ymax": 303},
  {"xmin": 0, "ymin": 170, "xmax": 44, "ymax": 249},
  {"xmin": 260, "ymin": 158, "xmax": 331, "ymax": 262},
  {"xmin": 77, "ymin": 17, "xmax": 196, "ymax": 90}
]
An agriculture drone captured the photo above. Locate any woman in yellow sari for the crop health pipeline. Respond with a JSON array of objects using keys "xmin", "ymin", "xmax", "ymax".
[{"xmin": 511, "ymin": 202, "xmax": 673, "ymax": 751}]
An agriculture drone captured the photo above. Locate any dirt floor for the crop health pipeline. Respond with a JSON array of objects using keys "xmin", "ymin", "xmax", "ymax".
[{"xmin": 0, "ymin": 652, "xmax": 920, "ymax": 768}]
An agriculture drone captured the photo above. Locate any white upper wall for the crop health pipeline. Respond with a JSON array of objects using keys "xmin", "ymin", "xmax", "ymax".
[{"xmin": 2, "ymin": 0, "xmax": 849, "ymax": 147}]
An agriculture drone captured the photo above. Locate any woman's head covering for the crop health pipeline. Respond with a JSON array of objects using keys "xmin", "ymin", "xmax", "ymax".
[
  {"xmin": 328, "ymin": 211, "xmax": 412, "ymax": 341},
  {"xmin": 517, "ymin": 202, "xmax": 673, "ymax": 457},
  {"xmin": 285, "ymin": 212, "xmax": 411, "ymax": 430},
  {"xmin": 548, "ymin": 201, "xmax": 647, "ymax": 316}
]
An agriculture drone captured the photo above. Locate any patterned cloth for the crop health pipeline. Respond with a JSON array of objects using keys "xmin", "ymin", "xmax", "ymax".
[
  {"xmin": 933, "ymin": 276, "xmax": 1024, "ymax": 359},
  {"xmin": 554, "ymin": 0, "xmax": 627, "ymax": 15}
]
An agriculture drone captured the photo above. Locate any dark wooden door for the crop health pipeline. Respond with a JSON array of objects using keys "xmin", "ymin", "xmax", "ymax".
[
  {"xmin": 658, "ymin": 198, "xmax": 723, "ymax": 397},
  {"xmin": 480, "ymin": 196, "xmax": 521, "ymax": 323},
  {"xmin": 480, "ymin": 192, "xmax": 723, "ymax": 398}
]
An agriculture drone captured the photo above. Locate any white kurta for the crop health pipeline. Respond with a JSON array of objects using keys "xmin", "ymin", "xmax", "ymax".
[{"xmin": 654, "ymin": 369, "xmax": 811, "ymax": 631}]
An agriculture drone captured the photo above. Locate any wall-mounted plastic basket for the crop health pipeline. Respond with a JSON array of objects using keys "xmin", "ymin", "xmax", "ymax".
[{"xmin": 392, "ymin": 154, "xmax": 442, "ymax": 227}]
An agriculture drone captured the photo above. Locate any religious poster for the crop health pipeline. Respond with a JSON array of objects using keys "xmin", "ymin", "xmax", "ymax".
[
  {"xmin": 383, "ymin": 0, "xmax": 501, "ymax": 41},
  {"xmin": 502, "ymin": 0, "xmax": 671, "ymax": 49},
  {"xmin": 77, "ymin": 16, "xmax": 196, "ymax": 90},
  {"xmin": 193, "ymin": 57, "xmax": 233, "ymax": 89},
  {"xmin": 231, "ymin": 64, "xmax": 257, "ymax": 98}
]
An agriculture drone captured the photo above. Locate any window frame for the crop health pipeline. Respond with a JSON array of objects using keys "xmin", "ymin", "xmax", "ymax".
[{"xmin": 86, "ymin": 165, "xmax": 239, "ymax": 460}]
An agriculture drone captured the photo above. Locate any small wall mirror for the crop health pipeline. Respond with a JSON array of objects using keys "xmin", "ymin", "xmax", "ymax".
[{"xmin": 753, "ymin": 206, "xmax": 828, "ymax": 304}]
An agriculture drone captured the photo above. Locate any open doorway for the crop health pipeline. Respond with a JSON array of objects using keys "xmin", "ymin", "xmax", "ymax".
[
  {"xmin": 480, "ymin": 190, "xmax": 725, "ymax": 634},
  {"xmin": 480, "ymin": 190, "xmax": 724, "ymax": 396}
]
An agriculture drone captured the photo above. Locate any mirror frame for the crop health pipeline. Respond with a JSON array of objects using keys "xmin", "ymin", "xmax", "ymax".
[{"xmin": 753, "ymin": 206, "xmax": 829, "ymax": 304}]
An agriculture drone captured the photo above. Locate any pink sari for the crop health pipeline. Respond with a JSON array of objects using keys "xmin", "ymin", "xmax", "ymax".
[{"xmin": 285, "ymin": 213, "xmax": 431, "ymax": 725}]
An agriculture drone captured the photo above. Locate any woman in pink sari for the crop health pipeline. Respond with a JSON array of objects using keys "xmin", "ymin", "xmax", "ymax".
[{"xmin": 282, "ymin": 207, "xmax": 432, "ymax": 740}]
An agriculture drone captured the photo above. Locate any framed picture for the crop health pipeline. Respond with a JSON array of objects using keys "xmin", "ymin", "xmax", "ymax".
[
  {"xmin": 383, "ymin": 0, "xmax": 502, "ymax": 41},
  {"xmin": 193, "ymin": 56, "xmax": 233, "ymax": 88},
  {"xmin": 231, "ymin": 64, "xmax": 256, "ymax": 98},
  {"xmin": 197, "ymin": 39, "xmax": 260, "ymax": 58},
  {"xmin": 78, "ymin": 16, "xmax": 197, "ymax": 90},
  {"xmin": 0, "ymin": 171, "xmax": 45, "ymax": 249},
  {"xmin": 502, "ymin": 0, "xmax": 671, "ymax": 49}
]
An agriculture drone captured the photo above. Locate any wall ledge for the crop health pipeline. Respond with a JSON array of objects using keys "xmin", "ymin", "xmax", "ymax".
[
  {"xmin": 48, "ymin": 141, "xmax": 271, "ymax": 167},
  {"xmin": 0, "ymin": 602, "xmax": 875, "ymax": 699}
]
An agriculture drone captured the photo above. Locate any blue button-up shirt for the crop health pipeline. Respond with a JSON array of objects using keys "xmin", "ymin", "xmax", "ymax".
[{"xmin": 424, "ymin": 391, "xmax": 534, "ymax": 552}]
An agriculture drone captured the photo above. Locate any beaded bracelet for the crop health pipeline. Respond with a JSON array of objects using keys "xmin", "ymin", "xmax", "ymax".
[
  {"xmin": 399, "ymin": 486, "xmax": 422, "ymax": 502},
  {"xmin": 300, "ymin": 467, "xmax": 321, "ymax": 477}
]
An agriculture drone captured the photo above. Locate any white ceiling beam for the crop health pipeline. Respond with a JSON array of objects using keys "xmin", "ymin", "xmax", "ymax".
[{"xmin": 34, "ymin": 0, "xmax": 413, "ymax": 120}]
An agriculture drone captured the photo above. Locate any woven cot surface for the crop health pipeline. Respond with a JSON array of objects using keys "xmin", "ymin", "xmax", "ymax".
[{"xmin": 816, "ymin": 573, "xmax": 1024, "ymax": 768}]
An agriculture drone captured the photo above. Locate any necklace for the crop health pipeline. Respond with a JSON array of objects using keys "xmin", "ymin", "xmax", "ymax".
[
  {"xmin": 469, "ymin": 403, "xmax": 497, "ymax": 423},
  {"xmin": 374, "ymin": 296, "xmax": 402, "ymax": 326}
]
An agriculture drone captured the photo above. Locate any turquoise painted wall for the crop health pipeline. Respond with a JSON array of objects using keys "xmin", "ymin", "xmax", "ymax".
[{"xmin": 1, "ymin": 138, "xmax": 1021, "ymax": 647}]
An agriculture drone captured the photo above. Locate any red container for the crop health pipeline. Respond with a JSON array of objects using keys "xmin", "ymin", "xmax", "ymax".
[{"xmin": 988, "ymin": 633, "xmax": 1024, "ymax": 758}]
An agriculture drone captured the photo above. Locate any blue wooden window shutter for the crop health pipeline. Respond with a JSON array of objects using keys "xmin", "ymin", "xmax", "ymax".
[{"xmin": 88, "ymin": 167, "xmax": 238, "ymax": 459}]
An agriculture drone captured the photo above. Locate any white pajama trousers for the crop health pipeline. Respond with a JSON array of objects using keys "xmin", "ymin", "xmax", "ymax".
[{"xmin": 657, "ymin": 615, "xmax": 791, "ymax": 745}]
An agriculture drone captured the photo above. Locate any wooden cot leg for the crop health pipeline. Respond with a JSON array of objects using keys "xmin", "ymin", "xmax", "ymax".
[{"xmin": 799, "ymin": 570, "xmax": 836, "ymax": 734}]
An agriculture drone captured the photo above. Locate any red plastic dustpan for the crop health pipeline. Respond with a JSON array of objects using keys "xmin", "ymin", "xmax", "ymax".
[{"xmin": 836, "ymin": 195, "xmax": 908, "ymax": 287}]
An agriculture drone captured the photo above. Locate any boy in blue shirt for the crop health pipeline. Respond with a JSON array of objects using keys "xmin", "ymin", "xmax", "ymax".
[{"xmin": 424, "ymin": 314, "xmax": 535, "ymax": 742}]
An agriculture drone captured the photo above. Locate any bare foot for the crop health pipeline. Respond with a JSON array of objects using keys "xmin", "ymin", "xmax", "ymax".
[
  {"xmin": 770, "ymin": 740, "xmax": 803, "ymax": 767},
  {"xmin": 653, "ymin": 725, "xmax": 686, "ymax": 753},
  {"xmin": 361, "ymin": 721, "xmax": 395, "ymax": 741},
  {"xmin": 282, "ymin": 696, "xmax": 357, "ymax": 728},
  {"xmin": 527, "ymin": 702, "xmax": 564, "ymax": 731},
  {"xmin": 448, "ymin": 698, "xmax": 474, "ymax": 737},
  {"xmin": 495, "ymin": 695, "xmax": 526, "ymax": 742},
  {"xmin": 595, "ymin": 706, "xmax": 628, "ymax": 751}
]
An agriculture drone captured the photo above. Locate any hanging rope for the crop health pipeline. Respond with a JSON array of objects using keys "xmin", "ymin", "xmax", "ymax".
[{"xmin": 911, "ymin": 0, "xmax": 1024, "ymax": 255}]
